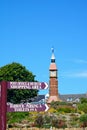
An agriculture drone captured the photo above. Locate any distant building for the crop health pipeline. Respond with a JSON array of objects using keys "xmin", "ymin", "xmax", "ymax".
[
  {"xmin": 31, "ymin": 93, "xmax": 87, "ymax": 104},
  {"xmin": 31, "ymin": 95, "xmax": 45, "ymax": 104},
  {"xmin": 59, "ymin": 93, "xmax": 87, "ymax": 103}
]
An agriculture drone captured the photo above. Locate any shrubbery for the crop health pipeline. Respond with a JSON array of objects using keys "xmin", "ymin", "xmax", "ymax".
[
  {"xmin": 80, "ymin": 114, "xmax": 87, "ymax": 128},
  {"xmin": 34, "ymin": 113, "xmax": 67, "ymax": 128},
  {"xmin": 78, "ymin": 103, "xmax": 87, "ymax": 113},
  {"xmin": 57, "ymin": 106, "xmax": 76, "ymax": 113}
]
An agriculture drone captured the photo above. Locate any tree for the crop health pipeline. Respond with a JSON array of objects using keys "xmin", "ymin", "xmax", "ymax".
[{"xmin": 0, "ymin": 62, "xmax": 38, "ymax": 103}]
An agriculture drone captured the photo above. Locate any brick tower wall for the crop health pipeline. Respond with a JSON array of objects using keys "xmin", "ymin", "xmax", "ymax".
[{"xmin": 49, "ymin": 77, "xmax": 58, "ymax": 96}]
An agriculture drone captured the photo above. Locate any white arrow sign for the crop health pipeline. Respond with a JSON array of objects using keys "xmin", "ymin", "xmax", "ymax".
[{"xmin": 45, "ymin": 104, "xmax": 49, "ymax": 111}]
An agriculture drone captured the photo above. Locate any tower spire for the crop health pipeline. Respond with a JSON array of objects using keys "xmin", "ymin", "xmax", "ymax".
[{"xmin": 51, "ymin": 47, "xmax": 55, "ymax": 63}]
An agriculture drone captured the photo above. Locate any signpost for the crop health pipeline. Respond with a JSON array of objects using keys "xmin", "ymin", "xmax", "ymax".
[
  {"xmin": 0, "ymin": 81, "xmax": 49, "ymax": 130},
  {"xmin": 7, "ymin": 103, "xmax": 49, "ymax": 112}
]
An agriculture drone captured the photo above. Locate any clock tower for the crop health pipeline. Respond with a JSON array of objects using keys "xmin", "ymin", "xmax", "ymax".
[{"xmin": 47, "ymin": 48, "xmax": 61, "ymax": 103}]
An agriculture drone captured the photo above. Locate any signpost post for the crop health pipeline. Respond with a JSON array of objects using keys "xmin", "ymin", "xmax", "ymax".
[
  {"xmin": 0, "ymin": 83, "xmax": 2, "ymax": 130},
  {"xmin": 0, "ymin": 81, "xmax": 49, "ymax": 130},
  {"xmin": 0, "ymin": 81, "xmax": 7, "ymax": 130}
]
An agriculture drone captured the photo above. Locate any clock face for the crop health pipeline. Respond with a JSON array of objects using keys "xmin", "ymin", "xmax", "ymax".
[{"xmin": 50, "ymin": 71, "xmax": 57, "ymax": 77}]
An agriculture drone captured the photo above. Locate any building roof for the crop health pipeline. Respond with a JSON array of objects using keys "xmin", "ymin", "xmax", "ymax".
[
  {"xmin": 59, "ymin": 93, "xmax": 87, "ymax": 102},
  {"xmin": 31, "ymin": 93, "xmax": 87, "ymax": 103},
  {"xmin": 32, "ymin": 95, "xmax": 45, "ymax": 103}
]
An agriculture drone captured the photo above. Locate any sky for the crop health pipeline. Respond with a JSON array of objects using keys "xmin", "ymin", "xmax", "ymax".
[{"xmin": 0, "ymin": 0, "xmax": 87, "ymax": 95}]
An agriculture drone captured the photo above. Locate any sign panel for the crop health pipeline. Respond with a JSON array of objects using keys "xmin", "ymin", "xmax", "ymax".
[
  {"xmin": 7, "ymin": 103, "xmax": 49, "ymax": 112},
  {"xmin": 7, "ymin": 82, "xmax": 48, "ymax": 89}
]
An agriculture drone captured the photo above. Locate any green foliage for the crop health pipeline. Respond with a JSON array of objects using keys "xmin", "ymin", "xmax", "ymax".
[
  {"xmin": 57, "ymin": 106, "xmax": 76, "ymax": 113},
  {"xmin": 69, "ymin": 114, "xmax": 79, "ymax": 127},
  {"xmin": 50, "ymin": 101, "xmax": 76, "ymax": 113},
  {"xmin": 51, "ymin": 117, "xmax": 58, "ymax": 128},
  {"xmin": 50, "ymin": 101, "xmax": 68, "ymax": 109},
  {"xmin": 58, "ymin": 120, "xmax": 67, "ymax": 128},
  {"xmin": 78, "ymin": 103, "xmax": 87, "ymax": 113},
  {"xmin": 35, "ymin": 114, "xmax": 44, "ymax": 128},
  {"xmin": 80, "ymin": 114, "xmax": 87, "ymax": 122},
  {"xmin": 79, "ymin": 114, "xmax": 87, "ymax": 127},
  {"xmin": 80, "ymin": 97, "xmax": 87, "ymax": 104},
  {"xmin": 7, "ymin": 89, "xmax": 38, "ymax": 103},
  {"xmin": 7, "ymin": 112, "xmax": 29, "ymax": 124},
  {"xmin": 45, "ymin": 115, "xmax": 67, "ymax": 128},
  {"xmin": 0, "ymin": 62, "xmax": 35, "ymax": 81},
  {"xmin": 0, "ymin": 62, "xmax": 38, "ymax": 103},
  {"xmin": 44, "ymin": 115, "xmax": 51, "ymax": 124}
]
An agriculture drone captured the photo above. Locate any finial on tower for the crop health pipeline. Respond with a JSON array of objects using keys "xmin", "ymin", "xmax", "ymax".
[
  {"xmin": 51, "ymin": 47, "xmax": 55, "ymax": 63},
  {"xmin": 51, "ymin": 47, "xmax": 54, "ymax": 53}
]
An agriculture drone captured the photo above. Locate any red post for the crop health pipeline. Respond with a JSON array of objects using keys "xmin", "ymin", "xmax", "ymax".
[
  {"xmin": 0, "ymin": 81, "xmax": 7, "ymax": 130},
  {"xmin": 0, "ymin": 82, "xmax": 2, "ymax": 130}
]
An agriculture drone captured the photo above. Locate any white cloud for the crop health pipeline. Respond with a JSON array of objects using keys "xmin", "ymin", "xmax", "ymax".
[
  {"xmin": 59, "ymin": 59, "xmax": 87, "ymax": 78},
  {"xmin": 73, "ymin": 59, "xmax": 87, "ymax": 64},
  {"xmin": 63, "ymin": 71, "xmax": 87, "ymax": 78}
]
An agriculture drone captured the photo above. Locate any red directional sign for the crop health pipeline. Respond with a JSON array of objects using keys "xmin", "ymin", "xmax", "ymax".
[
  {"xmin": 0, "ymin": 81, "xmax": 49, "ymax": 130},
  {"xmin": 7, "ymin": 103, "xmax": 49, "ymax": 112},
  {"xmin": 7, "ymin": 82, "xmax": 48, "ymax": 89}
]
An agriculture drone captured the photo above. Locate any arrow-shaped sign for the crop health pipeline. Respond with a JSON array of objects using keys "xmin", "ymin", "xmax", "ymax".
[
  {"xmin": 7, "ymin": 82, "xmax": 48, "ymax": 90},
  {"xmin": 7, "ymin": 103, "xmax": 49, "ymax": 112},
  {"xmin": 40, "ymin": 82, "xmax": 48, "ymax": 89}
]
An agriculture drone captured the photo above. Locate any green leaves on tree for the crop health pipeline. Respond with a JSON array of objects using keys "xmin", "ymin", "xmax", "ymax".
[{"xmin": 0, "ymin": 62, "xmax": 38, "ymax": 103}]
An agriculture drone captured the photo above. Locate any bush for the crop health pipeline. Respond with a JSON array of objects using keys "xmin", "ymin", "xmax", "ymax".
[
  {"xmin": 52, "ymin": 119, "xmax": 67, "ymax": 128},
  {"xmin": 78, "ymin": 103, "xmax": 87, "ymax": 113},
  {"xmin": 57, "ymin": 106, "xmax": 76, "ymax": 113},
  {"xmin": 80, "ymin": 98, "xmax": 87, "ymax": 104},
  {"xmin": 50, "ymin": 101, "xmax": 68, "ymax": 109},
  {"xmin": 34, "ymin": 114, "xmax": 44, "ymax": 128},
  {"xmin": 80, "ymin": 114, "xmax": 87, "ymax": 127},
  {"xmin": 7, "ymin": 112, "xmax": 29, "ymax": 124}
]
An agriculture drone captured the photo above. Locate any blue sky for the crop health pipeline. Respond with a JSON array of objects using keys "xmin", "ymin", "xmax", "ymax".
[{"xmin": 0, "ymin": 0, "xmax": 87, "ymax": 95}]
